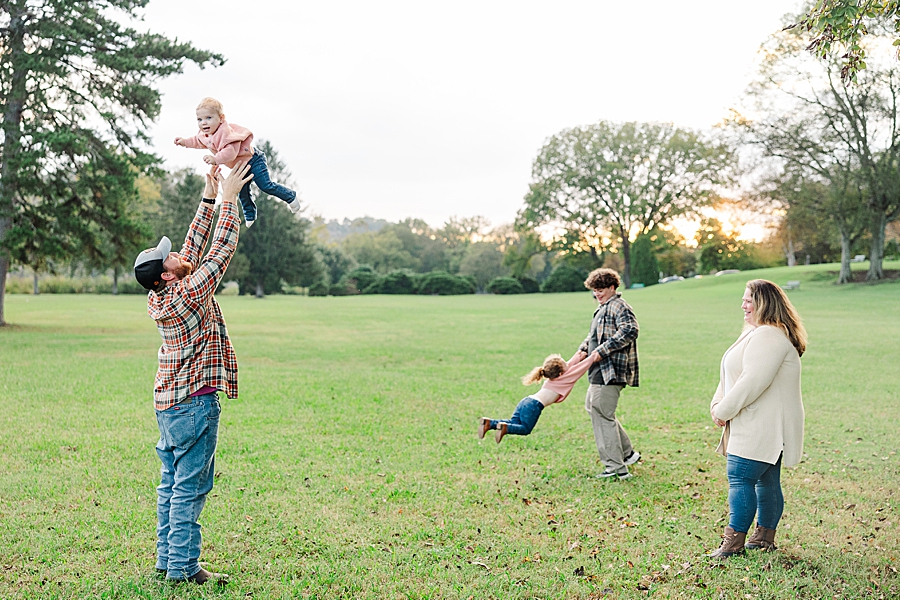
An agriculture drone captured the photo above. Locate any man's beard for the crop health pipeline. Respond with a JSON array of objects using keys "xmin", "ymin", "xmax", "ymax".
[{"xmin": 170, "ymin": 260, "xmax": 193, "ymax": 280}]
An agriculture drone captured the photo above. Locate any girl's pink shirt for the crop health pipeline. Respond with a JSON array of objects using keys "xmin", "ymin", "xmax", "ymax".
[
  {"xmin": 181, "ymin": 119, "xmax": 254, "ymax": 168},
  {"xmin": 539, "ymin": 353, "xmax": 595, "ymax": 402}
]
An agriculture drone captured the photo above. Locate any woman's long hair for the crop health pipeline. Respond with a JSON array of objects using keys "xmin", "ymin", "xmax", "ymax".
[
  {"xmin": 522, "ymin": 354, "xmax": 567, "ymax": 385},
  {"xmin": 747, "ymin": 279, "xmax": 808, "ymax": 357}
]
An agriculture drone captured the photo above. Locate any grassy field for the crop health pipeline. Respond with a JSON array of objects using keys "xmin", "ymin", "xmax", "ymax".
[{"xmin": 1, "ymin": 262, "xmax": 898, "ymax": 599}]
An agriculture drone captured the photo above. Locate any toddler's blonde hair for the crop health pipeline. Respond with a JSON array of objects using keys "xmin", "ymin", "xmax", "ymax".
[
  {"xmin": 197, "ymin": 97, "xmax": 224, "ymax": 116},
  {"xmin": 521, "ymin": 354, "xmax": 567, "ymax": 385}
]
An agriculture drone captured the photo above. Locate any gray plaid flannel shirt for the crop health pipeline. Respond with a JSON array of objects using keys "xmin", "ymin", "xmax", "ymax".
[{"xmin": 578, "ymin": 293, "xmax": 639, "ymax": 387}]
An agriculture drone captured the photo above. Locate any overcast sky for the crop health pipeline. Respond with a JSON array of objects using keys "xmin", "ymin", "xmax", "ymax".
[{"xmin": 138, "ymin": 0, "xmax": 801, "ymax": 229}]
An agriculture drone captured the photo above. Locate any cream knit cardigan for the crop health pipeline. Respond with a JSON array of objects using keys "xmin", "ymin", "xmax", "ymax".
[{"xmin": 710, "ymin": 325, "xmax": 805, "ymax": 467}]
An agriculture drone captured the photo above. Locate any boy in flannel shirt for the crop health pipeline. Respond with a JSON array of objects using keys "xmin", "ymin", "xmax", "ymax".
[
  {"xmin": 133, "ymin": 163, "xmax": 253, "ymax": 585},
  {"xmin": 578, "ymin": 268, "xmax": 642, "ymax": 481}
]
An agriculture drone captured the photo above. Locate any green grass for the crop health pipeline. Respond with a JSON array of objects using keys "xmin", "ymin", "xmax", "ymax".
[{"xmin": 1, "ymin": 261, "xmax": 898, "ymax": 599}]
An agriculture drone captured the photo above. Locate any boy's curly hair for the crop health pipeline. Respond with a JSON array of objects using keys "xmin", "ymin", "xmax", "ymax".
[
  {"xmin": 521, "ymin": 354, "xmax": 567, "ymax": 385},
  {"xmin": 584, "ymin": 268, "xmax": 621, "ymax": 291},
  {"xmin": 197, "ymin": 97, "xmax": 224, "ymax": 115}
]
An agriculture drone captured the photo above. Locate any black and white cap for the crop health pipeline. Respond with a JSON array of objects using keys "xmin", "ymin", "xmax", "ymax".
[{"xmin": 133, "ymin": 236, "xmax": 172, "ymax": 292}]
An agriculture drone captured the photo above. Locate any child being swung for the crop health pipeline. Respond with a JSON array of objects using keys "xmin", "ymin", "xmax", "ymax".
[
  {"xmin": 478, "ymin": 351, "xmax": 600, "ymax": 443},
  {"xmin": 175, "ymin": 97, "xmax": 300, "ymax": 227}
]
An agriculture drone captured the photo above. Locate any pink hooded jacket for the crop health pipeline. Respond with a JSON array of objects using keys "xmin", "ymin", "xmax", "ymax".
[{"xmin": 181, "ymin": 119, "xmax": 254, "ymax": 168}]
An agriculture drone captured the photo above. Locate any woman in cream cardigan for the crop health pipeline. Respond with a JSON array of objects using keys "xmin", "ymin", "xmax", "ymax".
[{"xmin": 708, "ymin": 279, "xmax": 807, "ymax": 559}]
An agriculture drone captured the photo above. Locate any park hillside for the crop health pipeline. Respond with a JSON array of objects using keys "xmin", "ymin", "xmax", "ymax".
[{"xmin": 1, "ymin": 263, "xmax": 898, "ymax": 598}]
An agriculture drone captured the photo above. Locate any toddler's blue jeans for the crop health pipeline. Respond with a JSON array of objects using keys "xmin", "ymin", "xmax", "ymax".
[
  {"xmin": 490, "ymin": 396, "xmax": 544, "ymax": 435},
  {"xmin": 238, "ymin": 148, "xmax": 297, "ymax": 222}
]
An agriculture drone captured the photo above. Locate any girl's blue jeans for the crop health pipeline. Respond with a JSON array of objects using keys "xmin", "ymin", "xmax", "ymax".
[
  {"xmin": 155, "ymin": 394, "xmax": 220, "ymax": 580},
  {"xmin": 238, "ymin": 148, "xmax": 297, "ymax": 222},
  {"xmin": 726, "ymin": 453, "xmax": 784, "ymax": 533},
  {"xmin": 490, "ymin": 396, "xmax": 544, "ymax": 435}
]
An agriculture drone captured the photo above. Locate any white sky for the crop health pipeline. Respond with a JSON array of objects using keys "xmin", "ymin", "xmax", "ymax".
[{"xmin": 138, "ymin": 0, "xmax": 801, "ymax": 230}]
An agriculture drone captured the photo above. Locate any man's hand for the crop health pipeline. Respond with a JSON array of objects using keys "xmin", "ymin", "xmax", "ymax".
[
  {"xmin": 203, "ymin": 165, "xmax": 220, "ymax": 200},
  {"xmin": 591, "ymin": 350, "xmax": 602, "ymax": 362},
  {"xmin": 219, "ymin": 162, "xmax": 254, "ymax": 205},
  {"xmin": 574, "ymin": 350, "xmax": 587, "ymax": 362},
  {"xmin": 174, "ymin": 137, "xmax": 185, "ymax": 146},
  {"xmin": 203, "ymin": 155, "xmax": 217, "ymax": 166}
]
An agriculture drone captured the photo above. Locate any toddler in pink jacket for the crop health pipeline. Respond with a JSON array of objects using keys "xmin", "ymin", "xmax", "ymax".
[
  {"xmin": 478, "ymin": 351, "xmax": 600, "ymax": 443},
  {"xmin": 175, "ymin": 97, "xmax": 300, "ymax": 227}
]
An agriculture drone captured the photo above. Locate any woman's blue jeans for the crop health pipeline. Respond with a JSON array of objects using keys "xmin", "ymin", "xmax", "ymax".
[
  {"xmin": 726, "ymin": 453, "xmax": 784, "ymax": 533},
  {"xmin": 238, "ymin": 148, "xmax": 297, "ymax": 222},
  {"xmin": 155, "ymin": 394, "xmax": 221, "ymax": 580},
  {"xmin": 490, "ymin": 397, "xmax": 544, "ymax": 435}
]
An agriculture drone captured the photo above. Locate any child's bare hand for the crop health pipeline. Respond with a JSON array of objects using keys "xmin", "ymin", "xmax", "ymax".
[
  {"xmin": 174, "ymin": 137, "xmax": 185, "ymax": 146},
  {"xmin": 203, "ymin": 155, "xmax": 217, "ymax": 166}
]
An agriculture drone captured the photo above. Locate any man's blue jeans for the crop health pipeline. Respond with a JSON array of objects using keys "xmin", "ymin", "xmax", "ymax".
[
  {"xmin": 490, "ymin": 397, "xmax": 544, "ymax": 435},
  {"xmin": 238, "ymin": 148, "xmax": 297, "ymax": 222},
  {"xmin": 726, "ymin": 453, "xmax": 784, "ymax": 533},
  {"xmin": 155, "ymin": 393, "xmax": 221, "ymax": 580}
]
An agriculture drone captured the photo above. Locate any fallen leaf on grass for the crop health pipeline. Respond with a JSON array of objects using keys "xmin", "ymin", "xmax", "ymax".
[
  {"xmin": 245, "ymin": 515, "xmax": 253, "ymax": 522},
  {"xmin": 469, "ymin": 561, "xmax": 488, "ymax": 569}
]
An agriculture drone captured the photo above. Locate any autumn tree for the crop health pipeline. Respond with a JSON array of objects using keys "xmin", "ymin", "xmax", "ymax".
[
  {"xmin": 520, "ymin": 121, "xmax": 732, "ymax": 287},
  {"xmin": 732, "ymin": 20, "xmax": 900, "ymax": 281}
]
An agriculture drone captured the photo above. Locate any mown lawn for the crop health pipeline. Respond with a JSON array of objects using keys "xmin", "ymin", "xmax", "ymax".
[{"xmin": 1, "ymin": 262, "xmax": 898, "ymax": 599}]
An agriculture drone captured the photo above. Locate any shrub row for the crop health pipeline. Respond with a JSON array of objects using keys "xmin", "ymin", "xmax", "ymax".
[
  {"xmin": 310, "ymin": 266, "xmax": 589, "ymax": 296},
  {"xmin": 311, "ymin": 269, "xmax": 477, "ymax": 296},
  {"xmin": 5, "ymin": 275, "xmax": 147, "ymax": 295}
]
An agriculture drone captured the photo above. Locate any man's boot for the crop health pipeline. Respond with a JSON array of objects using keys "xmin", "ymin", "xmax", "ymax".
[
  {"xmin": 745, "ymin": 524, "xmax": 777, "ymax": 551},
  {"xmin": 707, "ymin": 526, "xmax": 747, "ymax": 559}
]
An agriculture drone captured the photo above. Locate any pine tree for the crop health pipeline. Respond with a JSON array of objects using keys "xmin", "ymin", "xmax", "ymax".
[{"xmin": 0, "ymin": 0, "xmax": 224, "ymax": 324}]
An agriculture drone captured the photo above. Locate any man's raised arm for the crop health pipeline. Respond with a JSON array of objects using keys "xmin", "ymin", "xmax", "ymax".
[
  {"xmin": 182, "ymin": 163, "xmax": 253, "ymax": 301},
  {"xmin": 179, "ymin": 166, "xmax": 222, "ymax": 268}
]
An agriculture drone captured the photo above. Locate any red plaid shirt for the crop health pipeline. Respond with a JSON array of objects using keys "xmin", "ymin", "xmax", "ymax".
[{"xmin": 147, "ymin": 200, "xmax": 240, "ymax": 410}]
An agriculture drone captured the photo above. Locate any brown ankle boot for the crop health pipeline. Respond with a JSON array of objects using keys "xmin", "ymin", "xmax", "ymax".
[
  {"xmin": 745, "ymin": 525, "xmax": 777, "ymax": 551},
  {"xmin": 707, "ymin": 526, "xmax": 747, "ymax": 559},
  {"xmin": 495, "ymin": 422, "xmax": 508, "ymax": 444}
]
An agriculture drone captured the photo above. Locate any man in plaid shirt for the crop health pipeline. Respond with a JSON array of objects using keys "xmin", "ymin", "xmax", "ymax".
[
  {"xmin": 577, "ymin": 268, "xmax": 641, "ymax": 481},
  {"xmin": 133, "ymin": 163, "xmax": 252, "ymax": 585}
]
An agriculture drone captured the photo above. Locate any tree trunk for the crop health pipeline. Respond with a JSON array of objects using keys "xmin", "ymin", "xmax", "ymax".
[
  {"xmin": 784, "ymin": 238, "xmax": 796, "ymax": 267},
  {"xmin": 838, "ymin": 229, "xmax": 852, "ymax": 284},
  {"xmin": 33, "ymin": 271, "xmax": 39, "ymax": 295},
  {"xmin": 867, "ymin": 211, "xmax": 886, "ymax": 281},
  {"xmin": 0, "ymin": 244, "xmax": 8, "ymax": 326},
  {"xmin": 255, "ymin": 281, "xmax": 265, "ymax": 298},
  {"xmin": 0, "ymin": 4, "xmax": 28, "ymax": 326},
  {"xmin": 620, "ymin": 233, "xmax": 632, "ymax": 289},
  {"xmin": 112, "ymin": 267, "xmax": 119, "ymax": 295}
]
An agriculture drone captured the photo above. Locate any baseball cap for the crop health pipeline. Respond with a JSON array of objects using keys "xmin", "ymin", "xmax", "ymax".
[{"xmin": 134, "ymin": 236, "xmax": 172, "ymax": 292}]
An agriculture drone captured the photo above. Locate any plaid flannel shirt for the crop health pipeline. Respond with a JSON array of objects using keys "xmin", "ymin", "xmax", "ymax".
[
  {"xmin": 579, "ymin": 293, "xmax": 639, "ymax": 387},
  {"xmin": 147, "ymin": 200, "xmax": 240, "ymax": 410}
]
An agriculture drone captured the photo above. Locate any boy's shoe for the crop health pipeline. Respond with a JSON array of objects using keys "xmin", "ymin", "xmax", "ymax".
[
  {"xmin": 624, "ymin": 451, "xmax": 641, "ymax": 466},
  {"xmin": 287, "ymin": 199, "xmax": 302, "ymax": 214},
  {"xmin": 245, "ymin": 217, "xmax": 255, "ymax": 228},
  {"xmin": 495, "ymin": 422, "xmax": 508, "ymax": 444},
  {"xmin": 477, "ymin": 417, "xmax": 491, "ymax": 440},
  {"xmin": 596, "ymin": 468, "xmax": 632, "ymax": 480}
]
